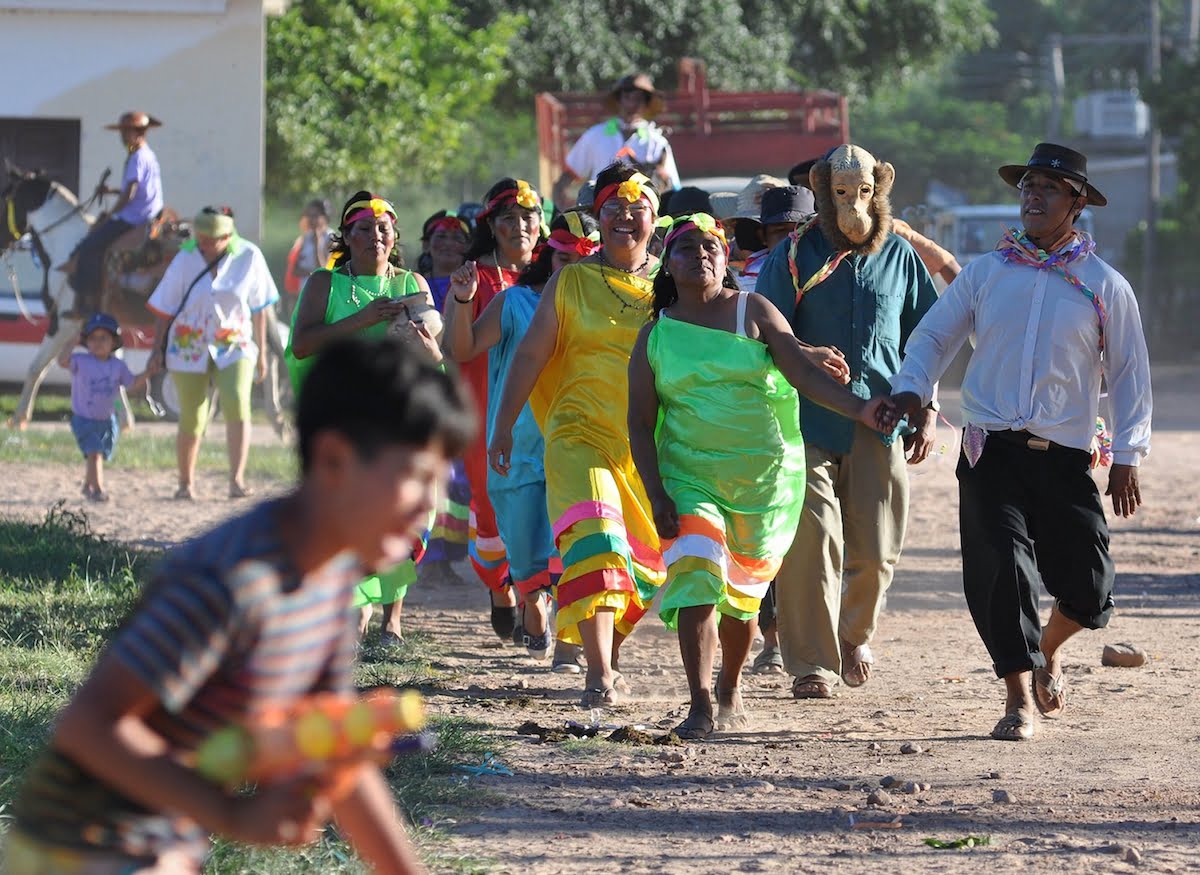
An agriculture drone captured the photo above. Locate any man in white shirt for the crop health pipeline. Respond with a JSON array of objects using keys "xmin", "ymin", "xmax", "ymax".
[
  {"xmin": 551, "ymin": 73, "xmax": 680, "ymax": 210},
  {"xmin": 889, "ymin": 143, "xmax": 1152, "ymax": 742}
]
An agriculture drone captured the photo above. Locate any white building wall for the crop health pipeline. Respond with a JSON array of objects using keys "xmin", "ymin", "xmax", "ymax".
[{"xmin": 0, "ymin": 0, "xmax": 269, "ymax": 240}]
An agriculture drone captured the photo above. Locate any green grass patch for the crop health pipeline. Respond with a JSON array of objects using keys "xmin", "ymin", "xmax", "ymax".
[
  {"xmin": 0, "ymin": 508, "xmax": 497, "ymax": 873},
  {"xmin": 0, "ymin": 428, "xmax": 297, "ymax": 481}
]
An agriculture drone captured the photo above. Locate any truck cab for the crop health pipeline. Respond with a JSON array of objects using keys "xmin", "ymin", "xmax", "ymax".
[{"xmin": 930, "ymin": 204, "xmax": 1096, "ymax": 268}]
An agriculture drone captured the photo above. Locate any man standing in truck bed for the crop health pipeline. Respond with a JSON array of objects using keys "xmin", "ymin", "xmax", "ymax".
[{"xmin": 551, "ymin": 73, "xmax": 680, "ymax": 210}]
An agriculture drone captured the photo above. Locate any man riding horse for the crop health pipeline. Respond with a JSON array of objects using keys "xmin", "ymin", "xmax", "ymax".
[{"xmin": 64, "ymin": 110, "xmax": 164, "ymax": 319}]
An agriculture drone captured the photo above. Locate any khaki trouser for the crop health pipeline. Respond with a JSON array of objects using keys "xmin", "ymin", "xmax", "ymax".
[{"xmin": 776, "ymin": 423, "xmax": 909, "ymax": 686}]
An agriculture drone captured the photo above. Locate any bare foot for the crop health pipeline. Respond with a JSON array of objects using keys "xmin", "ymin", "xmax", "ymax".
[{"xmin": 716, "ymin": 687, "xmax": 749, "ymax": 731}]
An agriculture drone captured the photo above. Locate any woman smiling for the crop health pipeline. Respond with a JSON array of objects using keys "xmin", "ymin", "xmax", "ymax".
[{"xmin": 489, "ymin": 161, "xmax": 665, "ymax": 707}]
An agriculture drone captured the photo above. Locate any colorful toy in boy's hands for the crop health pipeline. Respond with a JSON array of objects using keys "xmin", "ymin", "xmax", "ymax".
[{"xmin": 195, "ymin": 689, "xmax": 426, "ymax": 797}]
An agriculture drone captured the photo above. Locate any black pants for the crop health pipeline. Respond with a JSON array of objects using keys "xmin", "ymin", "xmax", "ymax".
[
  {"xmin": 71, "ymin": 217, "xmax": 133, "ymax": 312},
  {"xmin": 957, "ymin": 434, "xmax": 1114, "ymax": 678}
]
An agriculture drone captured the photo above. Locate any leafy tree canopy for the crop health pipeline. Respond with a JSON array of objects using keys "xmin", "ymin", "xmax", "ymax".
[
  {"xmin": 265, "ymin": 0, "xmax": 521, "ymax": 198},
  {"xmin": 463, "ymin": 0, "xmax": 995, "ymax": 99}
]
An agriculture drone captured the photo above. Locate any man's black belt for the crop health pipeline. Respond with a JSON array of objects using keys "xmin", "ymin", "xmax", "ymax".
[{"xmin": 987, "ymin": 429, "xmax": 1055, "ymax": 451}]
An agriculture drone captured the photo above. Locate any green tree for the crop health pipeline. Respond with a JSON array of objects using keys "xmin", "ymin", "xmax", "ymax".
[
  {"xmin": 463, "ymin": 0, "xmax": 994, "ymax": 100},
  {"xmin": 853, "ymin": 75, "xmax": 1041, "ymax": 207},
  {"xmin": 265, "ymin": 0, "xmax": 521, "ymax": 198}
]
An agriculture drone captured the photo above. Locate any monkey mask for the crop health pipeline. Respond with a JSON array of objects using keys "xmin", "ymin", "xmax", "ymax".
[{"xmin": 809, "ymin": 144, "xmax": 894, "ymax": 256}]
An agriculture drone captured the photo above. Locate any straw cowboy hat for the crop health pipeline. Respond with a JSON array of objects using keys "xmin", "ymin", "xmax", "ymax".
[
  {"xmin": 104, "ymin": 111, "xmax": 163, "ymax": 131},
  {"xmin": 606, "ymin": 73, "xmax": 666, "ymax": 119},
  {"xmin": 732, "ymin": 174, "xmax": 786, "ymax": 221},
  {"xmin": 998, "ymin": 142, "xmax": 1107, "ymax": 207}
]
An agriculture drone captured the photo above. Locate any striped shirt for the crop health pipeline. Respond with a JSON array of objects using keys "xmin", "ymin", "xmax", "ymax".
[{"xmin": 11, "ymin": 498, "xmax": 362, "ymax": 861}]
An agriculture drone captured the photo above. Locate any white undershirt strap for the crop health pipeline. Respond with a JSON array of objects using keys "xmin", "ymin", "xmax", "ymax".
[{"xmin": 735, "ymin": 291, "xmax": 749, "ymax": 338}]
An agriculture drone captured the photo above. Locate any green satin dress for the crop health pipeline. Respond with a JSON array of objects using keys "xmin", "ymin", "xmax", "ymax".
[{"xmin": 648, "ymin": 291, "xmax": 807, "ymax": 628}]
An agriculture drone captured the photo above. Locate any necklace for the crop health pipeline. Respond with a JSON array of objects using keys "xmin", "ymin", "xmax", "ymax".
[
  {"xmin": 488, "ymin": 249, "xmax": 519, "ymax": 294},
  {"xmin": 346, "ymin": 262, "xmax": 396, "ymax": 309},
  {"xmin": 596, "ymin": 250, "xmax": 652, "ymax": 313}
]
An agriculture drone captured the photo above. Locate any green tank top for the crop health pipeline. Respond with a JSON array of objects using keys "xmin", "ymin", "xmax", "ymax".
[{"xmin": 285, "ymin": 266, "xmax": 420, "ymax": 390}]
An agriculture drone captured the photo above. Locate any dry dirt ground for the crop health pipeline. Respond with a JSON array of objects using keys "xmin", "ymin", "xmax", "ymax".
[{"xmin": 1, "ymin": 368, "xmax": 1197, "ymax": 874}]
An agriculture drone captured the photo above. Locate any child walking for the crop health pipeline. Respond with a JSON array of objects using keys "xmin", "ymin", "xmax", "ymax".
[
  {"xmin": 628, "ymin": 215, "xmax": 898, "ymax": 739},
  {"xmin": 6, "ymin": 337, "xmax": 473, "ymax": 874},
  {"xmin": 58, "ymin": 312, "xmax": 153, "ymax": 502}
]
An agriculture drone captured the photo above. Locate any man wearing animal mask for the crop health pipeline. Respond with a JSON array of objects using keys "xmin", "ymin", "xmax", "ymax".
[{"xmin": 755, "ymin": 144, "xmax": 939, "ymax": 700}]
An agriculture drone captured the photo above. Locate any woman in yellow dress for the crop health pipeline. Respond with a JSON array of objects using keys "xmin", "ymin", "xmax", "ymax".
[{"xmin": 489, "ymin": 162, "xmax": 664, "ymax": 706}]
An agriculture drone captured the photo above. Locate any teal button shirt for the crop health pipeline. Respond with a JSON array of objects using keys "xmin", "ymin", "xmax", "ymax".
[{"xmin": 755, "ymin": 227, "xmax": 938, "ymax": 454}]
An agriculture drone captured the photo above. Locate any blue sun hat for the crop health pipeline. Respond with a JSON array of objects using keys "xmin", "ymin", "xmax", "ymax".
[{"xmin": 81, "ymin": 312, "xmax": 122, "ymax": 349}]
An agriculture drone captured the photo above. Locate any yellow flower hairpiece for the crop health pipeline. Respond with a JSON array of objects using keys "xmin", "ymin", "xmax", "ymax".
[
  {"xmin": 367, "ymin": 197, "xmax": 390, "ymax": 217},
  {"xmin": 515, "ymin": 180, "xmax": 540, "ymax": 209},
  {"xmin": 617, "ymin": 173, "xmax": 650, "ymax": 203}
]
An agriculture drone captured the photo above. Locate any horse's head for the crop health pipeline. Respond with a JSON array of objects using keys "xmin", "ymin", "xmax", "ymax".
[{"xmin": 1, "ymin": 161, "xmax": 54, "ymax": 250}]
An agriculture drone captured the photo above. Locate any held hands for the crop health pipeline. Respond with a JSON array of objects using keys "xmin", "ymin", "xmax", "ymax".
[
  {"xmin": 650, "ymin": 493, "xmax": 680, "ymax": 541},
  {"xmin": 449, "ymin": 261, "xmax": 479, "ymax": 302},
  {"xmin": 405, "ymin": 320, "xmax": 443, "ymax": 364},
  {"xmin": 488, "ymin": 428, "xmax": 513, "ymax": 477},
  {"xmin": 1106, "ymin": 464, "xmax": 1142, "ymax": 518},
  {"xmin": 860, "ymin": 395, "xmax": 902, "ymax": 435}
]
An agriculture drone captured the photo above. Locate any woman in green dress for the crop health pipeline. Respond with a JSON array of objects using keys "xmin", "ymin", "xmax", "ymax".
[
  {"xmin": 627, "ymin": 214, "xmax": 898, "ymax": 739},
  {"xmin": 287, "ymin": 191, "xmax": 442, "ymax": 646}
]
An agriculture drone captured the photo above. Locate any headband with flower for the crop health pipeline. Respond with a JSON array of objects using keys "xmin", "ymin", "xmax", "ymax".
[
  {"xmin": 425, "ymin": 215, "xmax": 471, "ymax": 238},
  {"xmin": 546, "ymin": 227, "xmax": 601, "ymax": 256},
  {"xmin": 342, "ymin": 196, "xmax": 398, "ymax": 229},
  {"xmin": 593, "ymin": 171, "xmax": 661, "ymax": 215},
  {"xmin": 657, "ymin": 212, "xmax": 729, "ymax": 252},
  {"xmin": 478, "ymin": 179, "xmax": 542, "ymax": 220}
]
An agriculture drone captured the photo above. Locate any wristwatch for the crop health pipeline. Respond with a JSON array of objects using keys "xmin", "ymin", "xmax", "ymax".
[{"xmin": 925, "ymin": 399, "xmax": 941, "ymax": 413}]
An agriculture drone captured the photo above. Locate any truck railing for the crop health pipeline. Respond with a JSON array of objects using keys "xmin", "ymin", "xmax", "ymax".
[{"xmin": 536, "ymin": 58, "xmax": 848, "ymax": 192}]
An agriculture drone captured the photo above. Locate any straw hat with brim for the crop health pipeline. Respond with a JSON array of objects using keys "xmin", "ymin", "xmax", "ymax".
[
  {"xmin": 761, "ymin": 186, "xmax": 816, "ymax": 225},
  {"xmin": 709, "ymin": 192, "xmax": 740, "ymax": 220},
  {"xmin": 104, "ymin": 111, "xmax": 163, "ymax": 131},
  {"xmin": 606, "ymin": 73, "xmax": 665, "ymax": 120},
  {"xmin": 998, "ymin": 142, "xmax": 1107, "ymax": 207},
  {"xmin": 733, "ymin": 174, "xmax": 786, "ymax": 221}
]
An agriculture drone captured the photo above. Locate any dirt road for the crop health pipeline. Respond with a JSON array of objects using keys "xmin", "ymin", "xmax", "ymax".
[{"xmin": 2, "ymin": 370, "xmax": 1197, "ymax": 873}]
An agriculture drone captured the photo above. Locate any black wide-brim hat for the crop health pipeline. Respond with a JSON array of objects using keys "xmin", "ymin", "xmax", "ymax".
[{"xmin": 998, "ymin": 142, "xmax": 1107, "ymax": 207}]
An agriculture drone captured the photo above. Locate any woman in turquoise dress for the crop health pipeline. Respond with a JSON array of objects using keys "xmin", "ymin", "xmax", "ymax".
[
  {"xmin": 286, "ymin": 191, "xmax": 442, "ymax": 647},
  {"xmin": 444, "ymin": 210, "xmax": 600, "ymax": 661},
  {"xmin": 627, "ymin": 214, "xmax": 898, "ymax": 739}
]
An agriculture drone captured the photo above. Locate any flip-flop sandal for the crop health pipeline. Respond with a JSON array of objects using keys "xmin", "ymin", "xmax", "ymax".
[
  {"xmin": 580, "ymin": 687, "xmax": 617, "ymax": 709},
  {"xmin": 229, "ymin": 483, "xmax": 255, "ymax": 499},
  {"xmin": 716, "ymin": 688, "xmax": 749, "ymax": 731},
  {"xmin": 673, "ymin": 704, "xmax": 716, "ymax": 741},
  {"xmin": 841, "ymin": 641, "xmax": 874, "ymax": 688},
  {"xmin": 990, "ymin": 709, "xmax": 1036, "ymax": 741},
  {"xmin": 1032, "ymin": 667, "xmax": 1067, "ymax": 718},
  {"xmin": 751, "ymin": 646, "xmax": 784, "ymax": 674},
  {"xmin": 612, "ymin": 673, "xmax": 633, "ymax": 696},
  {"xmin": 792, "ymin": 675, "xmax": 833, "ymax": 699},
  {"xmin": 174, "ymin": 485, "xmax": 195, "ymax": 501}
]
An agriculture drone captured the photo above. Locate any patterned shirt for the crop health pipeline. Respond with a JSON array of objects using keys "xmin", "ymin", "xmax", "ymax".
[
  {"xmin": 10, "ymin": 499, "xmax": 362, "ymax": 862},
  {"xmin": 146, "ymin": 238, "xmax": 278, "ymax": 373}
]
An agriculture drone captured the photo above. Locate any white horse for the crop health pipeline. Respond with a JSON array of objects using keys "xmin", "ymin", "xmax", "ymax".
[
  {"xmin": 2, "ymin": 168, "xmax": 290, "ymax": 433},
  {"xmin": 0, "ymin": 173, "xmax": 139, "ymax": 430}
]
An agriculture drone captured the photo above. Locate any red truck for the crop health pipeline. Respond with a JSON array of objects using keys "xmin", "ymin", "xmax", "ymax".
[{"xmin": 535, "ymin": 58, "xmax": 849, "ymax": 196}]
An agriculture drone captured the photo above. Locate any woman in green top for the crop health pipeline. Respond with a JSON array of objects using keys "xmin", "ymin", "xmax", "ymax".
[
  {"xmin": 627, "ymin": 214, "xmax": 898, "ymax": 739},
  {"xmin": 288, "ymin": 191, "xmax": 442, "ymax": 646}
]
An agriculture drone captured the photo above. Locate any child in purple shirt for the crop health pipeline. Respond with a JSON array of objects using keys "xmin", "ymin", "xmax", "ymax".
[{"xmin": 58, "ymin": 312, "xmax": 153, "ymax": 501}]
